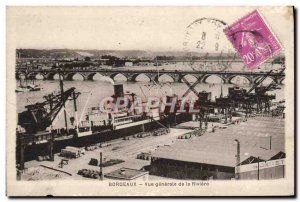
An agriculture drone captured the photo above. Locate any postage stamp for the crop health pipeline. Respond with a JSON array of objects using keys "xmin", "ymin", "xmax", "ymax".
[{"xmin": 224, "ymin": 10, "xmax": 282, "ymax": 70}]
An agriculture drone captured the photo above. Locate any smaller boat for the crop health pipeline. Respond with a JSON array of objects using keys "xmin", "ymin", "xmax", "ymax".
[
  {"xmin": 15, "ymin": 87, "xmax": 30, "ymax": 93},
  {"xmin": 16, "ymin": 77, "xmax": 41, "ymax": 92},
  {"xmin": 26, "ymin": 84, "xmax": 41, "ymax": 91}
]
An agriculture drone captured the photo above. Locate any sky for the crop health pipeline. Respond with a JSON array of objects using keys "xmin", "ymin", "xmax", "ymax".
[
  {"xmin": 11, "ymin": 7, "xmax": 196, "ymax": 51},
  {"xmin": 7, "ymin": 7, "xmax": 291, "ymax": 52}
]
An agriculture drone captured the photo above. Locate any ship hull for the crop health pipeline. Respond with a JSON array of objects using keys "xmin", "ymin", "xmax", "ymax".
[{"xmin": 17, "ymin": 113, "xmax": 192, "ymax": 163}]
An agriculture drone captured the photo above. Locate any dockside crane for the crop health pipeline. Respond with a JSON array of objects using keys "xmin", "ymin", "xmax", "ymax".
[
  {"xmin": 233, "ymin": 68, "xmax": 284, "ymax": 115},
  {"xmin": 247, "ymin": 70, "xmax": 274, "ymax": 94},
  {"xmin": 18, "ymin": 87, "xmax": 81, "ymax": 134},
  {"xmin": 18, "ymin": 63, "xmax": 82, "ymax": 134},
  {"xmin": 181, "ymin": 76, "xmax": 215, "ymax": 129}
]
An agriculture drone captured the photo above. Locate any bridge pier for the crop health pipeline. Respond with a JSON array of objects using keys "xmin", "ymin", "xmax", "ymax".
[
  {"xmin": 177, "ymin": 76, "xmax": 184, "ymax": 83},
  {"xmin": 223, "ymin": 78, "xmax": 230, "ymax": 84},
  {"xmin": 126, "ymin": 74, "xmax": 138, "ymax": 82},
  {"xmin": 82, "ymin": 74, "xmax": 89, "ymax": 81},
  {"xmin": 148, "ymin": 74, "xmax": 159, "ymax": 83}
]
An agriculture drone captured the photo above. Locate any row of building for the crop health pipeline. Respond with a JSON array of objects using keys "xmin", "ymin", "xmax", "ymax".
[{"xmin": 103, "ymin": 116, "xmax": 285, "ymax": 181}]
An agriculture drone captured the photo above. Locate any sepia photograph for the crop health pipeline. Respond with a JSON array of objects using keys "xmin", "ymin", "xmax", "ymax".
[{"xmin": 6, "ymin": 6, "xmax": 295, "ymax": 196}]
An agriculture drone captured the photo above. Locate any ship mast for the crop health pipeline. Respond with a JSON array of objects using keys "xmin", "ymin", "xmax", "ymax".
[
  {"xmin": 73, "ymin": 91, "xmax": 79, "ymax": 132},
  {"xmin": 19, "ymin": 76, "xmax": 23, "ymax": 88},
  {"xmin": 220, "ymin": 79, "xmax": 223, "ymax": 98},
  {"xmin": 58, "ymin": 63, "xmax": 68, "ymax": 133},
  {"xmin": 25, "ymin": 65, "xmax": 28, "ymax": 86},
  {"xmin": 157, "ymin": 57, "xmax": 159, "ymax": 81}
]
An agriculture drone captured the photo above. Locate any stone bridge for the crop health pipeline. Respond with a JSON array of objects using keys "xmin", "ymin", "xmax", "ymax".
[{"xmin": 15, "ymin": 69, "xmax": 285, "ymax": 84}]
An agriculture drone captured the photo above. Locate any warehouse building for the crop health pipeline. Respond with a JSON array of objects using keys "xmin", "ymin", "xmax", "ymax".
[
  {"xmin": 236, "ymin": 151, "xmax": 285, "ymax": 180},
  {"xmin": 150, "ymin": 117, "xmax": 285, "ymax": 180}
]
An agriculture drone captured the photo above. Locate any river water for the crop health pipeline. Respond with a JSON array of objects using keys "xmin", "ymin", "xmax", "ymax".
[
  {"xmin": 16, "ymin": 75, "xmax": 285, "ymax": 121},
  {"xmin": 17, "ymin": 61, "xmax": 285, "ymax": 114}
]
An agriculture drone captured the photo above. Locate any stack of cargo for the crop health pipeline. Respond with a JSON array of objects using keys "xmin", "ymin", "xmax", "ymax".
[
  {"xmin": 85, "ymin": 145, "xmax": 99, "ymax": 151},
  {"xmin": 102, "ymin": 159, "xmax": 125, "ymax": 167},
  {"xmin": 134, "ymin": 131, "xmax": 151, "ymax": 138},
  {"xmin": 60, "ymin": 146, "xmax": 85, "ymax": 159},
  {"xmin": 88, "ymin": 158, "xmax": 98, "ymax": 166},
  {"xmin": 271, "ymin": 106, "xmax": 285, "ymax": 117},
  {"xmin": 177, "ymin": 132, "xmax": 192, "ymax": 139},
  {"xmin": 137, "ymin": 152, "xmax": 151, "ymax": 160},
  {"xmin": 78, "ymin": 169, "xmax": 100, "ymax": 179},
  {"xmin": 36, "ymin": 155, "xmax": 51, "ymax": 161},
  {"xmin": 152, "ymin": 128, "xmax": 170, "ymax": 136}
]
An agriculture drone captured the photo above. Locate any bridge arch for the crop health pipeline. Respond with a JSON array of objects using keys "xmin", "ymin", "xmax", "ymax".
[
  {"xmin": 228, "ymin": 75, "xmax": 251, "ymax": 85},
  {"xmin": 45, "ymin": 72, "xmax": 59, "ymax": 80},
  {"xmin": 27, "ymin": 72, "xmax": 40, "ymax": 80},
  {"xmin": 263, "ymin": 77, "xmax": 276, "ymax": 85},
  {"xmin": 64, "ymin": 72, "xmax": 85, "ymax": 81},
  {"xmin": 180, "ymin": 74, "xmax": 198, "ymax": 83},
  {"xmin": 201, "ymin": 74, "xmax": 225, "ymax": 84},
  {"xmin": 16, "ymin": 72, "xmax": 26, "ymax": 80},
  {"xmin": 35, "ymin": 73, "xmax": 45, "ymax": 80},
  {"xmin": 156, "ymin": 74, "xmax": 176, "ymax": 83},
  {"xmin": 130, "ymin": 73, "xmax": 151, "ymax": 82},
  {"xmin": 110, "ymin": 73, "xmax": 127, "ymax": 81},
  {"xmin": 95, "ymin": 73, "xmax": 114, "ymax": 83},
  {"xmin": 87, "ymin": 72, "xmax": 97, "ymax": 80},
  {"xmin": 87, "ymin": 72, "xmax": 103, "ymax": 81},
  {"xmin": 254, "ymin": 76, "xmax": 276, "ymax": 85}
]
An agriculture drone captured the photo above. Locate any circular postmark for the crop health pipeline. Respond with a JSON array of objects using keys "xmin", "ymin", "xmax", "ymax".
[{"xmin": 183, "ymin": 18, "xmax": 237, "ymax": 72}]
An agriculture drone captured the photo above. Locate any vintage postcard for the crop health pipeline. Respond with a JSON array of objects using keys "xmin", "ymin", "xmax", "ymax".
[{"xmin": 6, "ymin": 6, "xmax": 295, "ymax": 196}]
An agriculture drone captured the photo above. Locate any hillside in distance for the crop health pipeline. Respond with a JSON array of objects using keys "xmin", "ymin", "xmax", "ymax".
[
  {"xmin": 16, "ymin": 49, "xmax": 244, "ymax": 59},
  {"xmin": 17, "ymin": 49, "xmax": 183, "ymax": 58}
]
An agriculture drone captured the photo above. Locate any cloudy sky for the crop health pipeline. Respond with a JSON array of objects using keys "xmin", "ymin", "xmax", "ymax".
[{"xmin": 7, "ymin": 7, "xmax": 290, "ymax": 51}]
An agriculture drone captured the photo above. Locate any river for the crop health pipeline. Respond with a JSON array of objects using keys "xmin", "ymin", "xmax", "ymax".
[{"xmin": 16, "ymin": 74, "xmax": 285, "ymax": 117}]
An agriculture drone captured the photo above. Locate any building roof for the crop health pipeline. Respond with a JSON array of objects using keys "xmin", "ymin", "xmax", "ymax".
[
  {"xmin": 238, "ymin": 151, "xmax": 286, "ymax": 166},
  {"xmin": 152, "ymin": 117, "xmax": 285, "ymax": 168},
  {"xmin": 269, "ymin": 151, "xmax": 286, "ymax": 160},
  {"xmin": 104, "ymin": 167, "xmax": 149, "ymax": 180}
]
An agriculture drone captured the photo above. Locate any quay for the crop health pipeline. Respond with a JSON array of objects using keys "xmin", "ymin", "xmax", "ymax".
[{"xmin": 19, "ymin": 116, "xmax": 284, "ymax": 181}]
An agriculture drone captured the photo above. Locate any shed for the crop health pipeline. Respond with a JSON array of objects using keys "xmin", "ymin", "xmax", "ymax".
[{"xmin": 105, "ymin": 167, "xmax": 149, "ymax": 180}]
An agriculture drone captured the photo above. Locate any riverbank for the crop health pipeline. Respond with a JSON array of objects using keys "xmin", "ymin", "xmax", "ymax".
[{"xmin": 21, "ymin": 128, "xmax": 191, "ymax": 180}]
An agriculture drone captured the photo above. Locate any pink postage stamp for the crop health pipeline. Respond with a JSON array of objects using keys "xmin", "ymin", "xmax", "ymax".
[{"xmin": 224, "ymin": 10, "xmax": 282, "ymax": 70}]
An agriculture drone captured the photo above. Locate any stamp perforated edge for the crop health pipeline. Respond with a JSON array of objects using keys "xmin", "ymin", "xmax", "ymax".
[{"xmin": 223, "ymin": 9, "xmax": 284, "ymax": 70}]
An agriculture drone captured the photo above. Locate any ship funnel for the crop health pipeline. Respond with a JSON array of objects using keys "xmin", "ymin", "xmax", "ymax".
[{"xmin": 114, "ymin": 84, "xmax": 124, "ymax": 98}]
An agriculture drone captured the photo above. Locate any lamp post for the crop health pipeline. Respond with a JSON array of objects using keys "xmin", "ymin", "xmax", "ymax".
[
  {"xmin": 257, "ymin": 156, "xmax": 260, "ymax": 180},
  {"xmin": 234, "ymin": 139, "xmax": 240, "ymax": 180},
  {"xmin": 99, "ymin": 152, "xmax": 103, "ymax": 180}
]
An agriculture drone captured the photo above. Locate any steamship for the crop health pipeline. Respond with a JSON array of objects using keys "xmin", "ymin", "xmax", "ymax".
[{"xmin": 16, "ymin": 81, "xmax": 188, "ymax": 165}]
